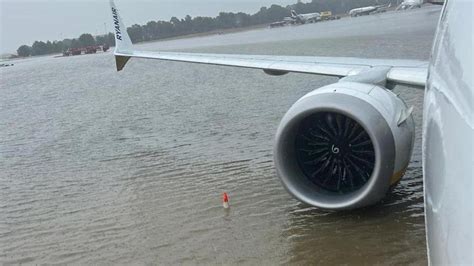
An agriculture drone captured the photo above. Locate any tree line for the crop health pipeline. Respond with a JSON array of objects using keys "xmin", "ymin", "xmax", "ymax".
[
  {"xmin": 16, "ymin": 0, "xmax": 397, "ymax": 57},
  {"xmin": 17, "ymin": 33, "xmax": 115, "ymax": 57}
]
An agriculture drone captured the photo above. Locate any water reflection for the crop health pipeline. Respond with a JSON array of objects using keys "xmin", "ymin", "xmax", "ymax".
[{"xmin": 284, "ymin": 192, "xmax": 426, "ymax": 265}]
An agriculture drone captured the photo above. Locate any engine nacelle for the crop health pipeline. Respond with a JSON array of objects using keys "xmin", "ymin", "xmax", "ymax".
[{"xmin": 274, "ymin": 82, "xmax": 415, "ymax": 210}]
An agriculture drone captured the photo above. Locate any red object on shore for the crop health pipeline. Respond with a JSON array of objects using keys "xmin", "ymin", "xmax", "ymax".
[
  {"xmin": 63, "ymin": 45, "xmax": 106, "ymax": 56},
  {"xmin": 222, "ymin": 192, "xmax": 229, "ymax": 209}
]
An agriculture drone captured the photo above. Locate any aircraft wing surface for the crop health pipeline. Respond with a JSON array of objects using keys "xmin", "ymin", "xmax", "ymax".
[{"xmin": 110, "ymin": 0, "xmax": 428, "ymax": 88}]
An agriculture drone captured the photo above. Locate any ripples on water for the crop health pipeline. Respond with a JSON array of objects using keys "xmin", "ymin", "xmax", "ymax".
[{"xmin": 1, "ymin": 7, "xmax": 439, "ymax": 264}]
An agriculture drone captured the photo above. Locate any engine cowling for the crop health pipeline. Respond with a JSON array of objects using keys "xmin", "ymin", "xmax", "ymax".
[{"xmin": 274, "ymin": 82, "xmax": 415, "ymax": 210}]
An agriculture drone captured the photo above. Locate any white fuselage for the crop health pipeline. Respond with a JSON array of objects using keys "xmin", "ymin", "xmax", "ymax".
[
  {"xmin": 299, "ymin": 13, "xmax": 320, "ymax": 21},
  {"xmin": 349, "ymin": 4, "xmax": 389, "ymax": 16},
  {"xmin": 349, "ymin": 6, "xmax": 379, "ymax": 16},
  {"xmin": 423, "ymin": 0, "xmax": 473, "ymax": 264},
  {"xmin": 397, "ymin": 0, "xmax": 423, "ymax": 10},
  {"xmin": 292, "ymin": 11, "xmax": 321, "ymax": 23}
]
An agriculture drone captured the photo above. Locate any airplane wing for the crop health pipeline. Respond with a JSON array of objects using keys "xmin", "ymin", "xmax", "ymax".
[{"xmin": 110, "ymin": 0, "xmax": 428, "ymax": 88}]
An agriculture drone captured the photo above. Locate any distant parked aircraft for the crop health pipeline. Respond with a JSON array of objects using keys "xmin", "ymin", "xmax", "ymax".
[
  {"xmin": 396, "ymin": 0, "xmax": 424, "ymax": 10},
  {"xmin": 290, "ymin": 10, "xmax": 321, "ymax": 24},
  {"xmin": 349, "ymin": 3, "xmax": 391, "ymax": 17}
]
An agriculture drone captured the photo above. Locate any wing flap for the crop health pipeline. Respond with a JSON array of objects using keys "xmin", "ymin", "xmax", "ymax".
[{"xmin": 388, "ymin": 67, "xmax": 428, "ymax": 87}]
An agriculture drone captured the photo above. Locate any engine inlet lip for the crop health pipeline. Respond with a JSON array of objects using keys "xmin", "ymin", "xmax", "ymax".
[{"xmin": 274, "ymin": 92, "xmax": 396, "ymax": 210}]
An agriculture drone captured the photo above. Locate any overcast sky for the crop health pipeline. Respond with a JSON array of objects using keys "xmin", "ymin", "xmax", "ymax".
[{"xmin": 0, "ymin": 0, "xmax": 299, "ymax": 54}]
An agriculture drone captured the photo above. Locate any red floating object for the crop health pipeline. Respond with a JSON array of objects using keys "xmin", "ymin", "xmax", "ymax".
[{"xmin": 222, "ymin": 192, "xmax": 229, "ymax": 209}]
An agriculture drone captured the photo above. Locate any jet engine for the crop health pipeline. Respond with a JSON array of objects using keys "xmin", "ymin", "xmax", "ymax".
[{"xmin": 274, "ymin": 82, "xmax": 415, "ymax": 210}]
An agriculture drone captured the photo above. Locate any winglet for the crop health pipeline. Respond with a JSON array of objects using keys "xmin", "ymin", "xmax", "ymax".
[
  {"xmin": 115, "ymin": 55, "xmax": 131, "ymax": 71},
  {"xmin": 109, "ymin": 0, "xmax": 133, "ymax": 71}
]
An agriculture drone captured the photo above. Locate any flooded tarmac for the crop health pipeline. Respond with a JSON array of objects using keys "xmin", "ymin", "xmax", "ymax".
[{"xmin": 1, "ymin": 6, "xmax": 440, "ymax": 264}]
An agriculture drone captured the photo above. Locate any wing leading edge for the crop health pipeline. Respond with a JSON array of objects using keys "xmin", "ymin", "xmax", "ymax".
[{"xmin": 110, "ymin": 0, "xmax": 428, "ymax": 88}]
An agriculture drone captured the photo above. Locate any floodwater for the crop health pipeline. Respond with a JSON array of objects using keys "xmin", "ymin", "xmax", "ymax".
[{"xmin": 1, "ymin": 6, "xmax": 440, "ymax": 265}]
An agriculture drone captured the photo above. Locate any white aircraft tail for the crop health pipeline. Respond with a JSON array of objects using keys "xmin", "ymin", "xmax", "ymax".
[
  {"xmin": 290, "ymin": 10, "xmax": 298, "ymax": 17},
  {"xmin": 109, "ymin": 0, "xmax": 133, "ymax": 70}
]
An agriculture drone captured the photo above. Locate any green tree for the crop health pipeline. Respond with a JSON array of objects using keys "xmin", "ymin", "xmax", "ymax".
[
  {"xmin": 217, "ymin": 12, "xmax": 237, "ymax": 28},
  {"xmin": 106, "ymin": 33, "xmax": 115, "ymax": 46},
  {"xmin": 192, "ymin": 17, "xmax": 216, "ymax": 33},
  {"xmin": 70, "ymin": 39, "xmax": 81, "ymax": 49},
  {"xmin": 53, "ymin": 41, "xmax": 64, "ymax": 53},
  {"xmin": 127, "ymin": 24, "xmax": 145, "ymax": 43},
  {"xmin": 45, "ymin": 41, "xmax": 54, "ymax": 53},
  {"xmin": 170, "ymin": 17, "xmax": 180, "ymax": 25},
  {"xmin": 62, "ymin": 39, "xmax": 73, "ymax": 50},
  {"xmin": 95, "ymin": 35, "xmax": 106, "ymax": 45},
  {"xmin": 78, "ymin": 33, "xmax": 95, "ymax": 47},
  {"xmin": 31, "ymin": 41, "xmax": 49, "ymax": 56},
  {"xmin": 17, "ymin": 45, "xmax": 32, "ymax": 57}
]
